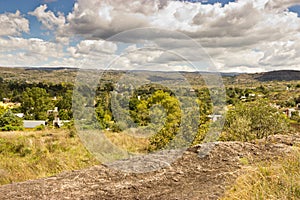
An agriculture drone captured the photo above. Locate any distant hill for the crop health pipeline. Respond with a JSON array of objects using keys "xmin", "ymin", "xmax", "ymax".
[
  {"xmin": 255, "ymin": 70, "xmax": 300, "ymax": 81},
  {"xmin": 0, "ymin": 67, "xmax": 299, "ymax": 84}
]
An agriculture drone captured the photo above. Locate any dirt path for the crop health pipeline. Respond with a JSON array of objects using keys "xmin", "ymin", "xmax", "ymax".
[{"xmin": 0, "ymin": 135, "xmax": 299, "ymax": 200}]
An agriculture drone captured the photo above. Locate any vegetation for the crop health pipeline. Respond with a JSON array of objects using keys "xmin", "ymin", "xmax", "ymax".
[
  {"xmin": 223, "ymin": 149, "xmax": 300, "ymax": 200},
  {"xmin": 0, "ymin": 67, "xmax": 299, "ymax": 199},
  {"xmin": 21, "ymin": 87, "xmax": 53, "ymax": 120},
  {"xmin": 0, "ymin": 129, "xmax": 98, "ymax": 185},
  {"xmin": 0, "ymin": 110, "xmax": 23, "ymax": 131},
  {"xmin": 221, "ymin": 100, "xmax": 289, "ymax": 142}
]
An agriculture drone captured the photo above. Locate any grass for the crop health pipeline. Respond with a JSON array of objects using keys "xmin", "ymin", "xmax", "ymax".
[
  {"xmin": 104, "ymin": 128, "xmax": 150, "ymax": 154},
  {"xmin": 222, "ymin": 148, "xmax": 300, "ymax": 200},
  {"xmin": 0, "ymin": 129, "xmax": 99, "ymax": 185}
]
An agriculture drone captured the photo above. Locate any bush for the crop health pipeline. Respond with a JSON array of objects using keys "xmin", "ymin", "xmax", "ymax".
[
  {"xmin": 1, "ymin": 125, "xmax": 23, "ymax": 131},
  {"xmin": 34, "ymin": 124, "xmax": 45, "ymax": 131},
  {"xmin": 110, "ymin": 121, "xmax": 128, "ymax": 132},
  {"xmin": 68, "ymin": 129, "xmax": 76, "ymax": 138},
  {"xmin": 221, "ymin": 100, "xmax": 289, "ymax": 142},
  {"xmin": 0, "ymin": 110, "xmax": 23, "ymax": 131}
]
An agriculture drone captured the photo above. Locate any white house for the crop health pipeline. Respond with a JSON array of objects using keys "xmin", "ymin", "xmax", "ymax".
[
  {"xmin": 208, "ymin": 114, "xmax": 222, "ymax": 122},
  {"xmin": 23, "ymin": 120, "xmax": 46, "ymax": 128}
]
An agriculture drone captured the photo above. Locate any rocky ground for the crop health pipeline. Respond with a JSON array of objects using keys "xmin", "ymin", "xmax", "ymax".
[{"xmin": 0, "ymin": 134, "xmax": 299, "ymax": 200}]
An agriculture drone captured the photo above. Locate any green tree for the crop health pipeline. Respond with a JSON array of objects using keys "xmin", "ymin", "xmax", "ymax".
[
  {"xmin": 221, "ymin": 100, "xmax": 289, "ymax": 142},
  {"xmin": 56, "ymin": 90, "xmax": 73, "ymax": 120},
  {"xmin": 0, "ymin": 110, "xmax": 23, "ymax": 131},
  {"xmin": 21, "ymin": 87, "xmax": 53, "ymax": 120}
]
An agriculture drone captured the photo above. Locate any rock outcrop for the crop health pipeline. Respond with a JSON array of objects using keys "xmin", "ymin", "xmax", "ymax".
[{"xmin": 0, "ymin": 135, "xmax": 299, "ymax": 200}]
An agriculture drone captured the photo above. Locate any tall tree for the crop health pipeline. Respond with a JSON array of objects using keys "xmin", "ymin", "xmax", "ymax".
[{"xmin": 21, "ymin": 87, "xmax": 53, "ymax": 120}]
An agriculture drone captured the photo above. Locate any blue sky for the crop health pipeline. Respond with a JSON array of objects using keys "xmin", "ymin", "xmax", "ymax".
[
  {"xmin": 0, "ymin": 0, "xmax": 299, "ymax": 72},
  {"xmin": 0, "ymin": 0, "xmax": 75, "ymax": 40},
  {"xmin": 0, "ymin": 0, "xmax": 75, "ymax": 14},
  {"xmin": 289, "ymin": 4, "xmax": 300, "ymax": 17}
]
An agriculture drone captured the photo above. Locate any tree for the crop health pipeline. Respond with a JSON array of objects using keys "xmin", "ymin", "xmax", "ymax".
[
  {"xmin": 0, "ymin": 110, "xmax": 23, "ymax": 131},
  {"xmin": 221, "ymin": 100, "xmax": 289, "ymax": 142},
  {"xmin": 21, "ymin": 87, "xmax": 53, "ymax": 120},
  {"xmin": 56, "ymin": 90, "xmax": 73, "ymax": 120},
  {"xmin": 147, "ymin": 90, "xmax": 181, "ymax": 151}
]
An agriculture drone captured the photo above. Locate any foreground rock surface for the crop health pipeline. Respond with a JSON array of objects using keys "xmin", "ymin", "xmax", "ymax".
[{"xmin": 0, "ymin": 135, "xmax": 299, "ymax": 200}]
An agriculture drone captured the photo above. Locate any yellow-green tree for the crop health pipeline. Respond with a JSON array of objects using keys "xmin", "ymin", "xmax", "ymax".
[
  {"xmin": 147, "ymin": 90, "xmax": 181, "ymax": 151},
  {"xmin": 221, "ymin": 100, "xmax": 289, "ymax": 142}
]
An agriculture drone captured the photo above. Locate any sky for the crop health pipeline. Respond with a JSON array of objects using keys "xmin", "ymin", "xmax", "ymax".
[{"xmin": 0, "ymin": 0, "xmax": 300, "ymax": 73}]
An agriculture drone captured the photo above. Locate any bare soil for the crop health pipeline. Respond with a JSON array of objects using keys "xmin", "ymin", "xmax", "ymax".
[{"xmin": 0, "ymin": 134, "xmax": 299, "ymax": 200}]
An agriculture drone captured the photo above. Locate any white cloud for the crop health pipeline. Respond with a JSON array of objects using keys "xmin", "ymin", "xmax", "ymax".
[
  {"xmin": 0, "ymin": 11, "xmax": 29, "ymax": 36},
  {"xmin": 29, "ymin": 5, "xmax": 69, "ymax": 44},
  {"xmin": 1, "ymin": 0, "xmax": 300, "ymax": 72},
  {"xmin": 29, "ymin": 5, "xmax": 65, "ymax": 30},
  {"xmin": 67, "ymin": 40, "xmax": 117, "ymax": 60},
  {"xmin": 0, "ymin": 36, "xmax": 64, "ymax": 66},
  {"xmin": 265, "ymin": 0, "xmax": 300, "ymax": 11},
  {"xmin": 62, "ymin": 0, "xmax": 300, "ymax": 72}
]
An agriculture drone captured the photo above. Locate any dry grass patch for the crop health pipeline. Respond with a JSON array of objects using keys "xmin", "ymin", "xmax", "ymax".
[
  {"xmin": 104, "ymin": 129, "xmax": 150, "ymax": 153},
  {"xmin": 222, "ymin": 148, "xmax": 300, "ymax": 200},
  {"xmin": 0, "ymin": 129, "xmax": 98, "ymax": 185}
]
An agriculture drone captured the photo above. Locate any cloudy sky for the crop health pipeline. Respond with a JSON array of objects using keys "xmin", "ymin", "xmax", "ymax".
[{"xmin": 0, "ymin": 0, "xmax": 299, "ymax": 73}]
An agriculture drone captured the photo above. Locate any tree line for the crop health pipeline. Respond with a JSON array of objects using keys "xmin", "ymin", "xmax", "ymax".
[{"xmin": 0, "ymin": 79, "xmax": 292, "ymax": 151}]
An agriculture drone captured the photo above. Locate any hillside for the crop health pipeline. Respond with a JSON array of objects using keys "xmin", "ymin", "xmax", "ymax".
[
  {"xmin": 0, "ymin": 134, "xmax": 299, "ymax": 200},
  {"xmin": 0, "ymin": 67, "xmax": 78, "ymax": 83},
  {"xmin": 233, "ymin": 70, "xmax": 300, "ymax": 83},
  {"xmin": 255, "ymin": 70, "xmax": 300, "ymax": 81},
  {"xmin": 0, "ymin": 67, "xmax": 299, "ymax": 85}
]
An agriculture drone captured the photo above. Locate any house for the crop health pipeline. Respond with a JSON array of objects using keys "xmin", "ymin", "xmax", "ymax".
[
  {"xmin": 208, "ymin": 114, "xmax": 222, "ymax": 122},
  {"xmin": 240, "ymin": 96, "xmax": 247, "ymax": 101},
  {"xmin": 0, "ymin": 101, "xmax": 21, "ymax": 109},
  {"xmin": 284, "ymin": 108, "xmax": 300, "ymax": 118},
  {"xmin": 270, "ymin": 103, "xmax": 281, "ymax": 109},
  {"xmin": 23, "ymin": 120, "xmax": 46, "ymax": 128},
  {"xmin": 3, "ymin": 98, "xmax": 10, "ymax": 103},
  {"xmin": 14, "ymin": 113, "xmax": 24, "ymax": 118},
  {"xmin": 47, "ymin": 107, "xmax": 59, "ymax": 116},
  {"xmin": 48, "ymin": 107, "xmax": 69, "ymax": 128}
]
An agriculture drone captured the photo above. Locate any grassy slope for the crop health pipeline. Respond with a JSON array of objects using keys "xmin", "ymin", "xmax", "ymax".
[
  {"xmin": 0, "ymin": 129, "xmax": 99, "ymax": 185},
  {"xmin": 222, "ymin": 148, "xmax": 300, "ymax": 200},
  {"xmin": 1, "ymin": 128, "xmax": 299, "ymax": 199}
]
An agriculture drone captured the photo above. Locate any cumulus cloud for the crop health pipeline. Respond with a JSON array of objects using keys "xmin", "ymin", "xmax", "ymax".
[
  {"xmin": 1, "ymin": 0, "xmax": 300, "ymax": 72},
  {"xmin": 68, "ymin": 39, "xmax": 117, "ymax": 58},
  {"xmin": 0, "ymin": 11, "xmax": 29, "ymax": 36},
  {"xmin": 0, "ymin": 36, "xmax": 64, "ymax": 66},
  {"xmin": 64, "ymin": 0, "xmax": 300, "ymax": 55},
  {"xmin": 29, "ymin": 5, "xmax": 65, "ymax": 30},
  {"xmin": 29, "ymin": 5, "xmax": 69, "ymax": 44},
  {"xmin": 265, "ymin": 0, "xmax": 300, "ymax": 11}
]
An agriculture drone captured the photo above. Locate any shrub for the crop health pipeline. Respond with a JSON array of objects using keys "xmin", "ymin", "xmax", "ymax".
[
  {"xmin": 34, "ymin": 124, "xmax": 45, "ymax": 131},
  {"xmin": 0, "ymin": 110, "xmax": 23, "ymax": 131},
  {"xmin": 1, "ymin": 125, "xmax": 23, "ymax": 131},
  {"xmin": 221, "ymin": 100, "xmax": 289, "ymax": 142}
]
